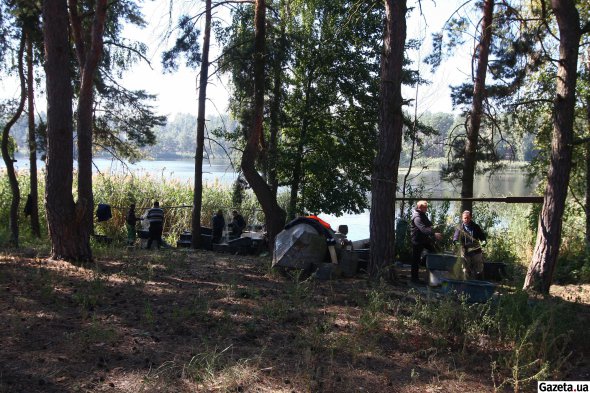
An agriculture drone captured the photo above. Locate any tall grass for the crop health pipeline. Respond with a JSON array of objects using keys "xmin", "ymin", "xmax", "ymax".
[
  {"xmin": 405, "ymin": 287, "xmax": 578, "ymax": 392},
  {"xmin": 0, "ymin": 170, "xmax": 266, "ymax": 245},
  {"xmin": 93, "ymin": 172, "xmax": 266, "ymax": 242}
]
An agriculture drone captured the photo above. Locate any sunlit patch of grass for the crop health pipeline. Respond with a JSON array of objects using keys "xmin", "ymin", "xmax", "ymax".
[{"xmin": 145, "ymin": 345, "xmax": 264, "ymax": 391}]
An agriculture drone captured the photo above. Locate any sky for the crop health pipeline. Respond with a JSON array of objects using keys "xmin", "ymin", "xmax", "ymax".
[
  {"xmin": 0, "ymin": 0, "xmax": 473, "ymax": 120},
  {"xmin": 119, "ymin": 0, "xmax": 474, "ymax": 119}
]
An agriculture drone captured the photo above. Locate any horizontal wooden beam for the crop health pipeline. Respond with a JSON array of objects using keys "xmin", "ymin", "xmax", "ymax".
[{"xmin": 396, "ymin": 196, "xmax": 544, "ymax": 203}]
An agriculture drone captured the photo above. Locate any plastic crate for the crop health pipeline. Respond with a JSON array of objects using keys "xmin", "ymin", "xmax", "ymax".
[{"xmin": 441, "ymin": 279, "xmax": 496, "ymax": 303}]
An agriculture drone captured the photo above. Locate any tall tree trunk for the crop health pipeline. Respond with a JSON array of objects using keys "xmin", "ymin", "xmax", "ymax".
[
  {"xmin": 68, "ymin": 0, "xmax": 108, "ymax": 236},
  {"xmin": 191, "ymin": 0, "xmax": 212, "ymax": 249},
  {"xmin": 369, "ymin": 0, "xmax": 407, "ymax": 280},
  {"xmin": 43, "ymin": 0, "xmax": 91, "ymax": 261},
  {"xmin": 267, "ymin": 64, "xmax": 281, "ymax": 198},
  {"xmin": 461, "ymin": 0, "xmax": 495, "ymax": 213},
  {"xmin": 585, "ymin": 48, "xmax": 590, "ymax": 245},
  {"xmin": 586, "ymin": 140, "xmax": 590, "ymax": 244},
  {"xmin": 524, "ymin": 0, "xmax": 581, "ymax": 294},
  {"xmin": 266, "ymin": 0, "xmax": 287, "ymax": 198},
  {"xmin": 400, "ymin": 75, "xmax": 420, "ymax": 218},
  {"xmin": 241, "ymin": 0, "xmax": 286, "ymax": 249},
  {"xmin": 26, "ymin": 32, "xmax": 41, "ymax": 238},
  {"xmin": 288, "ymin": 75, "xmax": 313, "ymax": 220},
  {"xmin": 1, "ymin": 33, "xmax": 26, "ymax": 247}
]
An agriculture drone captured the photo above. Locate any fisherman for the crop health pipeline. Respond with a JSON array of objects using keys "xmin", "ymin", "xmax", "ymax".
[
  {"xmin": 212, "ymin": 209, "xmax": 225, "ymax": 244},
  {"xmin": 453, "ymin": 210, "xmax": 486, "ymax": 280},
  {"xmin": 229, "ymin": 210, "xmax": 246, "ymax": 236},
  {"xmin": 410, "ymin": 200, "xmax": 442, "ymax": 285},
  {"xmin": 146, "ymin": 201, "xmax": 164, "ymax": 250},
  {"xmin": 125, "ymin": 203, "xmax": 141, "ymax": 245}
]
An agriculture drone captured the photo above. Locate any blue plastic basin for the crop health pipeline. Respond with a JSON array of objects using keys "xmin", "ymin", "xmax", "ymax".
[{"xmin": 441, "ymin": 279, "xmax": 496, "ymax": 303}]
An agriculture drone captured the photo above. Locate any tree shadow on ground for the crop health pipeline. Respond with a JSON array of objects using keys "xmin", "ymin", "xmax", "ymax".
[{"xmin": 1, "ymin": 248, "xmax": 588, "ymax": 392}]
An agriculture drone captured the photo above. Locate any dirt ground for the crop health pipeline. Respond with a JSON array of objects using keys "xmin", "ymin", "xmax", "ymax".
[{"xmin": 0, "ymin": 247, "xmax": 589, "ymax": 393}]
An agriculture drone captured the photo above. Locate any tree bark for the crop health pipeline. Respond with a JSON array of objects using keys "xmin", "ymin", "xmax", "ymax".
[
  {"xmin": 241, "ymin": 0, "xmax": 287, "ymax": 250},
  {"xmin": 461, "ymin": 0, "xmax": 495, "ymax": 213},
  {"xmin": 400, "ymin": 75, "xmax": 420, "ymax": 218},
  {"xmin": 191, "ymin": 0, "xmax": 212, "ymax": 249},
  {"xmin": 585, "ymin": 48, "xmax": 590, "ymax": 245},
  {"xmin": 43, "ymin": 0, "xmax": 91, "ymax": 261},
  {"xmin": 524, "ymin": 0, "xmax": 581, "ymax": 294},
  {"xmin": 288, "ymin": 75, "xmax": 313, "ymax": 220},
  {"xmin": 68, "ymin": 0, "xmax": 108, "ymax": 236},
  {"xmin": 267, "ymin": 0, "xmax": 286, "ymax": 199},
  {"xmin": 369, "ymin": 0, "xmax": 407, "ymax": 280},
  {"xmin": 26, "ymin": 31, "xmax": 41, "ymax": 238},
  {"xmin": 586, "ymin": 139, "xmax": 590, "ymax": 244},
  {"xmin": 267, "ymin": 63, "xmax": 281, "ymax": 198},
  {"xmin": 1, "ymin": 33, "xmax": 26, "ymax": 247}
]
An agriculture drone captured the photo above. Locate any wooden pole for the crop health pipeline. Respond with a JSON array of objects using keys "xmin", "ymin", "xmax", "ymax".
[{"xmin": 396, "ymin": 196, "xmax": 544, "ymax": 203}]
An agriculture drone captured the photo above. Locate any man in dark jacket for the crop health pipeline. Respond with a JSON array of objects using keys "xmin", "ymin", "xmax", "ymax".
[
  {"xmin": 125, "ymin": 203, "xmax": 141, "ymax": 245},
  {"xmin": 212, "ymin": 210, "xmax": 225, "ymax": 244},
  {"xmin": 229, "ymin": 210, "xmax": 246, "ymax": 236},
  {"xmin": 453, "ymin": 210, "xmax": 486, "ymax": 279},
  {"xmin": 410, "ymin": 200, "xmax": 442, "ymax": 284},
  {"xmin": 146, "ymin": 201, "xmax": 164, "ymax": 250}
]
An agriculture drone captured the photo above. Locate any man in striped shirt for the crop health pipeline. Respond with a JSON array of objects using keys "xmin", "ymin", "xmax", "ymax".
[{"xmin": 146, "ymin": 201, "xmax": 164, "ymax": 249}]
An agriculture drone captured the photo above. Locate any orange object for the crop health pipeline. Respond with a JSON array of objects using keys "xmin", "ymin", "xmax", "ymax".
[{"xmin": 305, "ymin": 215, "xmax": 332, "ymax": 230}]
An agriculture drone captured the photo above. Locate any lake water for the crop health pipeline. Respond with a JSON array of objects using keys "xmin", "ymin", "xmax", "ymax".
[
  {"xmin": 3, "ymin": 156, "xmax": 537, "ymax": 240},
  {"xmin": 5, "ymin": 155, "xmax": 239, "ymax": 185}
]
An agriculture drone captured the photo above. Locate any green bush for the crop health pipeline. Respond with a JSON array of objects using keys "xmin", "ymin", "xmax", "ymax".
[{"xmin": 0, "ymin": 171, "xmax": 47, "ymax": 242}]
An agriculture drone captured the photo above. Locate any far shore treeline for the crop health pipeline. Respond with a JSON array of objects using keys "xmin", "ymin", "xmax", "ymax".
[{"xmin": 3, "ymin": 112, "xmax": 537, "ymax": 165}]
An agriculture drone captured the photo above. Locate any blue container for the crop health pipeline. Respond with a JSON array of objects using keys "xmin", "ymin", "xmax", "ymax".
[
  {"xmin": 441, "ymin": 279, "xmax": 496, "ymax": 303},
  {"xmin": 426, "ymin": 254, "xmax": 459, "ymax": 271}
]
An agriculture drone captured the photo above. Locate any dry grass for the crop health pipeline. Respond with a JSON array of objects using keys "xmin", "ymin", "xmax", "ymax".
[{"xmin": 0, "ymin": 247, "xmax": 588, "ymax": 393}]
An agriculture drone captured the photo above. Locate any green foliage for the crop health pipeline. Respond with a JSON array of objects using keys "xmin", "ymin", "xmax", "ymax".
[
  {"xmin": 93, "ymin": 87, "xmax": 164, "ymax": 162},
  {"xmin": 411, "ymin": 292, "xmax": 494, "ymax": 350},
  {"xmin": 231, "ymin": 176, "xmax": 246, "ymax": 208},
  {"xmin": 217, "ymin": 0, "xmax": 386, "ymax": 216},
  {"xmin": 161, "ymin": 14, "xmax": 201, "ymax": 72},
  {"xmin": 359, "ymin": 289, "xmax": 389, "ymax": 331},
  {"xmin": 0, "ymin": 171, "xmax": 47, "ymax": 242}
]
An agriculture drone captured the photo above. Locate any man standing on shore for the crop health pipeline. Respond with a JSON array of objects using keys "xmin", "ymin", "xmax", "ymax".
[
  {"xmin": 410, "ymin": 200, "xmax": 442, "ymax": 284},
  {"xmin": 146, "ymin": 201, "xmax": 164, "ymax": 250}
]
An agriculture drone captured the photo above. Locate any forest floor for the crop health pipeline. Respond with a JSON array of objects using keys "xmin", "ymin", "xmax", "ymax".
[{"xmin": 0, "ymin": 246, "xmax": 589, "ymax": 393}]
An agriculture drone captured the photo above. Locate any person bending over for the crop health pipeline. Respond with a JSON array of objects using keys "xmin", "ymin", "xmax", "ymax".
[{"xmin": 453, "ymin": 210, "xmax": 486, "ymax": 280}]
